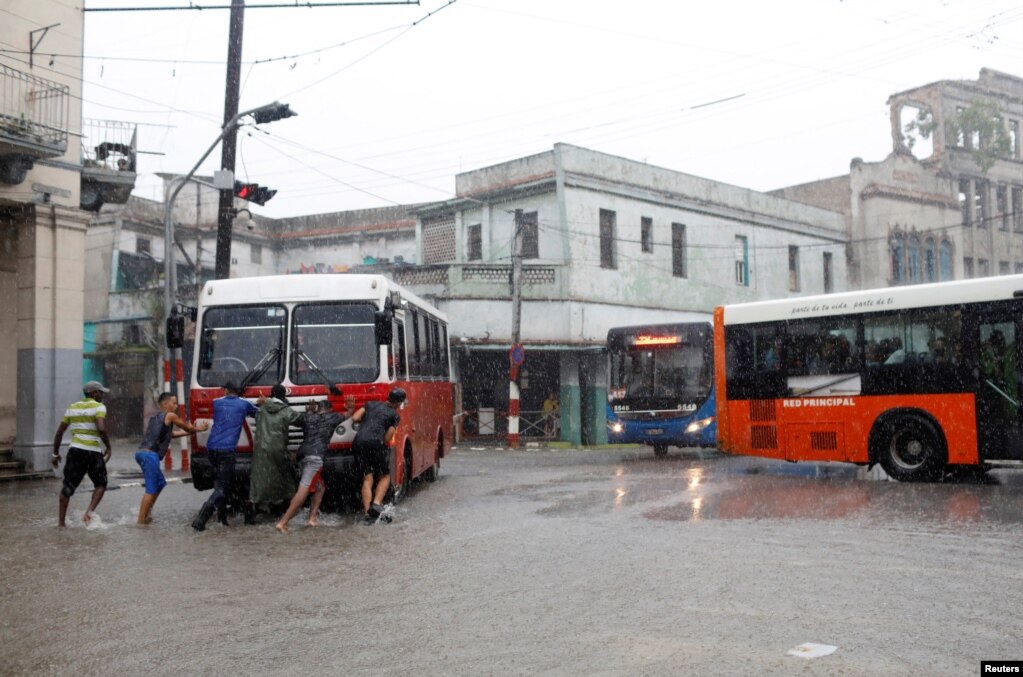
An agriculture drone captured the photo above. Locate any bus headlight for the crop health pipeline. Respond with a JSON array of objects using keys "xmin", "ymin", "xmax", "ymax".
[
  {"xmin": 610, "ymin": 422, "xmax": 624, "ymax": 434},
  {"xmin": 685, "ymin": 417, "xmax": 714, "ymax": 434}
]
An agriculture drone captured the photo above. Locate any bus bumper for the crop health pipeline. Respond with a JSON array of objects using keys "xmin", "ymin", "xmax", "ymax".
[{"xmin": 190, "ymin": 451, "xmax": 361, "ymax": 496}]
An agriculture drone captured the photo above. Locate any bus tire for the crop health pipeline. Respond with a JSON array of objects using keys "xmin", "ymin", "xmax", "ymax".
[
  {"xmin": 424, "ymin": 436, "xmax": 441, "ymax": 482},
  {"xmin": 653, "ymin": 444, "xmax": 668, "ymax": 458},
  {"xmin": 876, "ymin": 415, "xmax": 946, "ymax": 482},
  {"xmin": 394, "ymin": 445, "xmax": 413, "ymax": 504}
]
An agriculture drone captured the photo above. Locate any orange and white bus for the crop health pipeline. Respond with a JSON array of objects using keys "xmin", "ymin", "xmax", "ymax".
[
  {"xmin": 714, "ymin": 275, "xmax": 1023, "ymax": 481},
  {"xmin": 188, "ymin": 274, "xmax": 452, "ymax": 503}
]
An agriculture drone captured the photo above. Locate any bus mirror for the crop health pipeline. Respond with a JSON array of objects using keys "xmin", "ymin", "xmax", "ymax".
[
  {"xmin": 375, "ymin": 311, "xmax": 393, "ymax": 345},
  {"xmin": 166, "ymin": 315, "xmax": 185, "ymax": 349}
]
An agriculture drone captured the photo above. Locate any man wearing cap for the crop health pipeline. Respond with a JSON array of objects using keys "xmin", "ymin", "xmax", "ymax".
[
  {"xmin": 51, "ymin": 381, "xmax": 113, "ymax": 527},
  {"xmin": 345, "ymin": 387, "xmax": 405, "ymax": 524},
  {"xmin": 191, "ymin": 380, "xmax": 259, "ymax": 531}
]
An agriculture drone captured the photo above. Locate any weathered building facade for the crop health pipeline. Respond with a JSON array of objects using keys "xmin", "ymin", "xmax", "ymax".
[
  {"xmin": 396, "ymin": 144, "xmax": 849, "ymax": 444},
  {"xmin": 773, "ymin": 68, "xmax": 1023, "ymax": 291}
]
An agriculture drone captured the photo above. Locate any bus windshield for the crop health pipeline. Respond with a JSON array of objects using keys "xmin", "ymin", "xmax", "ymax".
[
  {"xmin": 291, "ymin": 302, "xmax": 379, "ymax": 385},
  {"xmin": 197, "ymin": 305, "xmax": 286, "ymax": 387},
  {"xmin": 610, "ymin": 336, "xmax": 712, "ymax": 404}
]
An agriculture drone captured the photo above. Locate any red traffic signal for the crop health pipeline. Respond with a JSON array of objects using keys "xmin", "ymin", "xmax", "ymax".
[{"xmin": 233, "ymin": 181, "xmax": 277, "ymax": 206}]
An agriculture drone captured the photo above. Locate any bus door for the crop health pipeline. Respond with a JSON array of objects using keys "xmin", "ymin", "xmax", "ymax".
[{"xmin": 975, "ymin": 313, "xmax": 1023, "ymax": 460}]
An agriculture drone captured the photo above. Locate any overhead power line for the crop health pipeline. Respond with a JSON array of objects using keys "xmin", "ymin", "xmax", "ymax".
[{"xmin": 84, "ymin": 2, "xmax": 419, "ymax": 12}]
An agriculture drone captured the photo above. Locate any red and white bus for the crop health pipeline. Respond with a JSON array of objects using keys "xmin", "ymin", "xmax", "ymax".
[
  {"xmin": 188, "ymin": 274, "xmax": 453, "ymax": 503},
  {"xmin": 714, "ymin": 275, "xmax": 1023, "ymax": 481}
]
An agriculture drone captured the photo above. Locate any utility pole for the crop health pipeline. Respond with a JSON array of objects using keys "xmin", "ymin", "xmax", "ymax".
[
  {"xmin": 214, "ymin": 0, "xmax": 245, "ymax": 279},
  {"xmin": 508, "ymin": 209, "xmax": 524, "ymax": 449}
]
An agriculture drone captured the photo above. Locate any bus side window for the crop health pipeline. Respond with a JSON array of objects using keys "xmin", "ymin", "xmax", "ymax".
[
  {"xmin": 440, "ymin": 324, "xmax": 450, "ymax": 378},
  {"xmin": 394, "ymin": 318, "xmax": 407, "ymax": 380},
  {"xmin": 419, "ymin": 312, "xmax": 432, "ymax": 378},
  {"xmin": 408, "ymin": 310, "xmax": 420, "ymax": 379}
]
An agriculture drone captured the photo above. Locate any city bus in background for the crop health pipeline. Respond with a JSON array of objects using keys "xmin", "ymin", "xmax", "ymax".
[
  {"xmin": 713, "ymin": 275, "xmax": 1023, "ymax": 481},
  {"xmin": 606, "ymin": 322, "xmax": 717, "ymax": 456},
  {"xmin": 187, "ymin": 274, "xmax": 452, "ymax": 505}
]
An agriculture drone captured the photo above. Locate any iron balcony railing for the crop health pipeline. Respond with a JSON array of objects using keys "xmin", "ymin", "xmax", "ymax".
[{"xmin": 0, "ymin": 64, "xmax": 69, "ymax": 155}]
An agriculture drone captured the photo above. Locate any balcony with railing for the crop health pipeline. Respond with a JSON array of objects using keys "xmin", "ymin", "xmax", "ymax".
[
  {"xmin": 390, "ymin": 262, "xmax": 566, "ymax": 299},
  {"xmin": 0, "ymin": 63, "xmax": 69, "ymax": 184},
  {"xmin": 80, "ymin": 119, "xmax": 138, "ymax": 211}
]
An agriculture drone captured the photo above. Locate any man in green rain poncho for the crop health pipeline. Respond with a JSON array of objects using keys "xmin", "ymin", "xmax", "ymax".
[{"xmin": 246, "ymin": 384, "xmax": 302, "ymax": 524}]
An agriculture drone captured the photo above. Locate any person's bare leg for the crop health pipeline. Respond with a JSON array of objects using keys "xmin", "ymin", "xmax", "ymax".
[
  {"xmin": 307, "ymin": 484, "xmax": 325, "ymax": 526},
  {"xmin": 82, "ymin": 486, "xmax": 105, "ymax": 524},
  {"xmin": 138, "ymin": 493, "xmax": 158, "ymax": 525},
  {"xmin": 360, "ymin": 474, "xmax": 374, "ymax": 514},
  {"xmin": 58, "ymin": 494, "xmax": 70, "ymax": 528},
  {"xmin": 276, "ymin": 485, "xmax": 311, "ymax": 532},
  {"xmin": 372, "ymin": 475, "xmax": 391, "ymax": 505}
]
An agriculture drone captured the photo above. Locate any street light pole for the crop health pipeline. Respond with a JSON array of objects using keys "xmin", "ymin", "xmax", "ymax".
[{"xmin": 162, "ymin": 101, "xmax": 295, "ymax": 469}]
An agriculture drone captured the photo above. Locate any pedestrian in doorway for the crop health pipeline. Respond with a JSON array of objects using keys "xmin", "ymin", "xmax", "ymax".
[
  {"xmin": 276, "ymin": 400, "xmax": 344, "ymax": 532},
  {"xmin": 248, "ymin": 384, "xmax": 302, "ymax": 524},
  {"xmin": 51, "ymin": 381, "xmax": 113, "ymax": 527},
  {"xmin": 346, "ymin": 388, "xmax": 404, "ymax": 524},
  {"xmin": 135, "ymin": 392, "xmax": 208, "ymax": 525},
  {"xmin": 191, "ymin": 381, "xmax": 259, "ymax": 531},
  {"xmin": 543, "ymin": 392, "xmax": 560, "ymax": 437}
]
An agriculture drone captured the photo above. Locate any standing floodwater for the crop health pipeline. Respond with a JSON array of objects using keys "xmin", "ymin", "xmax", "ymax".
[{"xmin": 1, "ymin": 444, "xmax": 1021, "ymax": 675}]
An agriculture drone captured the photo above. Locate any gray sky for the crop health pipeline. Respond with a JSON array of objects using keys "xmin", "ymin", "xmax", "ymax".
[{"xmin": 80, "ymin": 0, "xmax": 1023, "ymax": 218}]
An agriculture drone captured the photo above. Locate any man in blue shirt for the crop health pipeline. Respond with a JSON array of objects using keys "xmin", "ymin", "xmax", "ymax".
[{"xmin": 192, "ymin": 381, "xmax": 259, "ymax": 531}]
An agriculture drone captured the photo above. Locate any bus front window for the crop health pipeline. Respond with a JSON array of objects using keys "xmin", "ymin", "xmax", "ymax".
[
  {"xmin": 292, "ymin": 303, "xmax": 379, "ymax": 385},
  {"xmin": 197, "ymin": 305, "xmax": 286, "ymax": 387},
  {"xmin": 611, "ymin": 342, "xmax": 711, "ymax": 402}
]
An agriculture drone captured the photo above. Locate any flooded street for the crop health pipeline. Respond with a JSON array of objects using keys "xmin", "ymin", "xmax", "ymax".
[{"xmin": 1, "ymin": 446, "xmax": 1021, "ymax": 675}]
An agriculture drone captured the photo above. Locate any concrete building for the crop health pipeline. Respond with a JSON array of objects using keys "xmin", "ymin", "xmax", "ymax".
[
  {"xmin": 1, "ymin": 2, "xmax": 136, "ymax": 470},
  {"xmin": 395, "ymin": 144, "xmax": 849, "ymax": 444},
  {"xmin": 773, "ymin": 68, "xmax": 1023, "ymax": 291}
]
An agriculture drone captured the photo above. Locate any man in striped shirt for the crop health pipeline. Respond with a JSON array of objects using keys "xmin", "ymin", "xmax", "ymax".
[{"xmin": 52, "ymin": 381, "xmax": 113, "ymax": 527}]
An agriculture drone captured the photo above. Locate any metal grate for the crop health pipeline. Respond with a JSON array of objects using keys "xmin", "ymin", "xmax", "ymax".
[
  {"xmin": 422, "ymin": 218, "xmax": 455, "ymax": 264},
  {"xmin": 749, "ymin": 399, "xmax": 776, "ymax": 422},
  {"xmin": 811, "ymin": 431, "xmax": 838, "ymax": 450},
  {"xmin": 393, "ymin": 267, "xmax": 448, "ymax": 286},
  {"xmin": 0, "ymin": 64, "xmax": 69, "ymax": 153},
  {"xmin": 750, "ymin": 425, "xmax": 778, "ymax": 450}
]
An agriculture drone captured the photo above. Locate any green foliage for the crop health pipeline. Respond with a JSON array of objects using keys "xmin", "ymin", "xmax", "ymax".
[{"xmin": 904, "ymin": 99, "xmax": 1012, "ymax": 173}]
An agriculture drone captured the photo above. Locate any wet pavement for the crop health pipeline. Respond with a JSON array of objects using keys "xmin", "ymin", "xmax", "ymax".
[{"xmin": 1, "ymin": 443, "xmax": 1021, "ymax": 675}]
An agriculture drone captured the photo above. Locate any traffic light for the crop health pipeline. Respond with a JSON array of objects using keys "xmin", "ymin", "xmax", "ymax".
[{"xmin": 233, "ymin": 181, "xmax": 277, "ymax": 206}]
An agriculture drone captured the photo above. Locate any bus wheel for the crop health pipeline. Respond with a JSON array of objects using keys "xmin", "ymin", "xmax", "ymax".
[
  {"xmin": 425, "ymin": 440, "xmax": 441, "ymax": 482},
  {"xmin": 653, "ymin": 444, "xmax": 668, "ymax": 458},
  {"xmin": 877, "ymin": 417, "xmax": 945, "ymax": 482},
  {"xmin": 396, "ymin": 446, "xmax": 413, "ymax": 503}
]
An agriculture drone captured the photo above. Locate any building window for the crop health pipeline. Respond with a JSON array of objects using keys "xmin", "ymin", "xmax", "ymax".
[
  {"xmin": 891, "ymin": 232, "xmax": 905, "ymax": 283},
  {"xmin": 467, "ymin": 223, "xmax": 482, "ymax": 261},
  {"xmin": 671, "ymin": 222, "xmax": 687, "ymax": 278},
  {"xmin": 1016, "ymin": 262, "xmax": 1023, "ymax": 274},
  {"xmin": 975, "ymin": 180, "xmax": 988, "ymax": 228},
  {"xmin": 997, "ymin": 184, "xmax": 1009, "ymax": 230},
  {"xmin": 924, "ymin": 237, "xmax": 936, "ymax": 282},
  {"xmin": 823, "ymin": 251, "xmax": 833, "ymax": 293},
  {"xmin": 964, "ymin": 256, "xmax": 973, "ymax": 279},
  {"xmin": 136, "ymin": 237, "xmax": 151, "ymax": 255},
  {"xmin": 940, "ymin": 240, "xmax": 953, "ymax": 280},
  {"xmin": 907, "ymin": 235, "xmax": 921, "ymax": 282},
  {"xmin": 788, "ymin": 245, "xmax": 799, "ymax": 291},
  {"xmin": 250, "ymin": 243, "xmax": 262, "ymax": 264},
  {"xmin": 1011, "ymin": 120, "xmax": 1020, "ymax": 159},
  {"xmin": 955, "ymin": 107, "xmax": 966, "ymax": 148},
  {"xmin": 599, "ymin": 209, "xmax": 616, "ymax": 269},
  {"xmin": 959, "ymin": 179, "xmax": 971, "ymax": 226},
  {"xmin": 1013, "ymin": 187, "xmax": 1023, "ymax": 233},
  {"xmin": 640, "ymin": 217, "xmax": 653, "ymax": 254},
  {"xmin": 734, "ymin": 235, "xmax": 749, "ymax": 286},
  {"xmin": 978, "ymin": 258, "xmax": 990, "ymax": 277},
  {"xmin": 999, "ymin": 261, "xmax": 1010, "ymax": 276},
  {"xmin": 520, "ymin": 211, "xmax": 539, "ymax": 259}
]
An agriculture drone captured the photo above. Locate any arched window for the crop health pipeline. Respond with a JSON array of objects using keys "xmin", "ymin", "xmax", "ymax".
[
  {"xmin": 891, "ymin": 232, "xmax": 905, "ymax": 283},
  {"xmin": 924, "ymin": 237, "xmax": 936, "ymax": 282},
  {"xmin": 939, "ymin": 239, "xmax": 954, "ymax": 280},
  {"xmin": 908, "ymin": 235, "xmax": 921, "ymax": 282}
]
